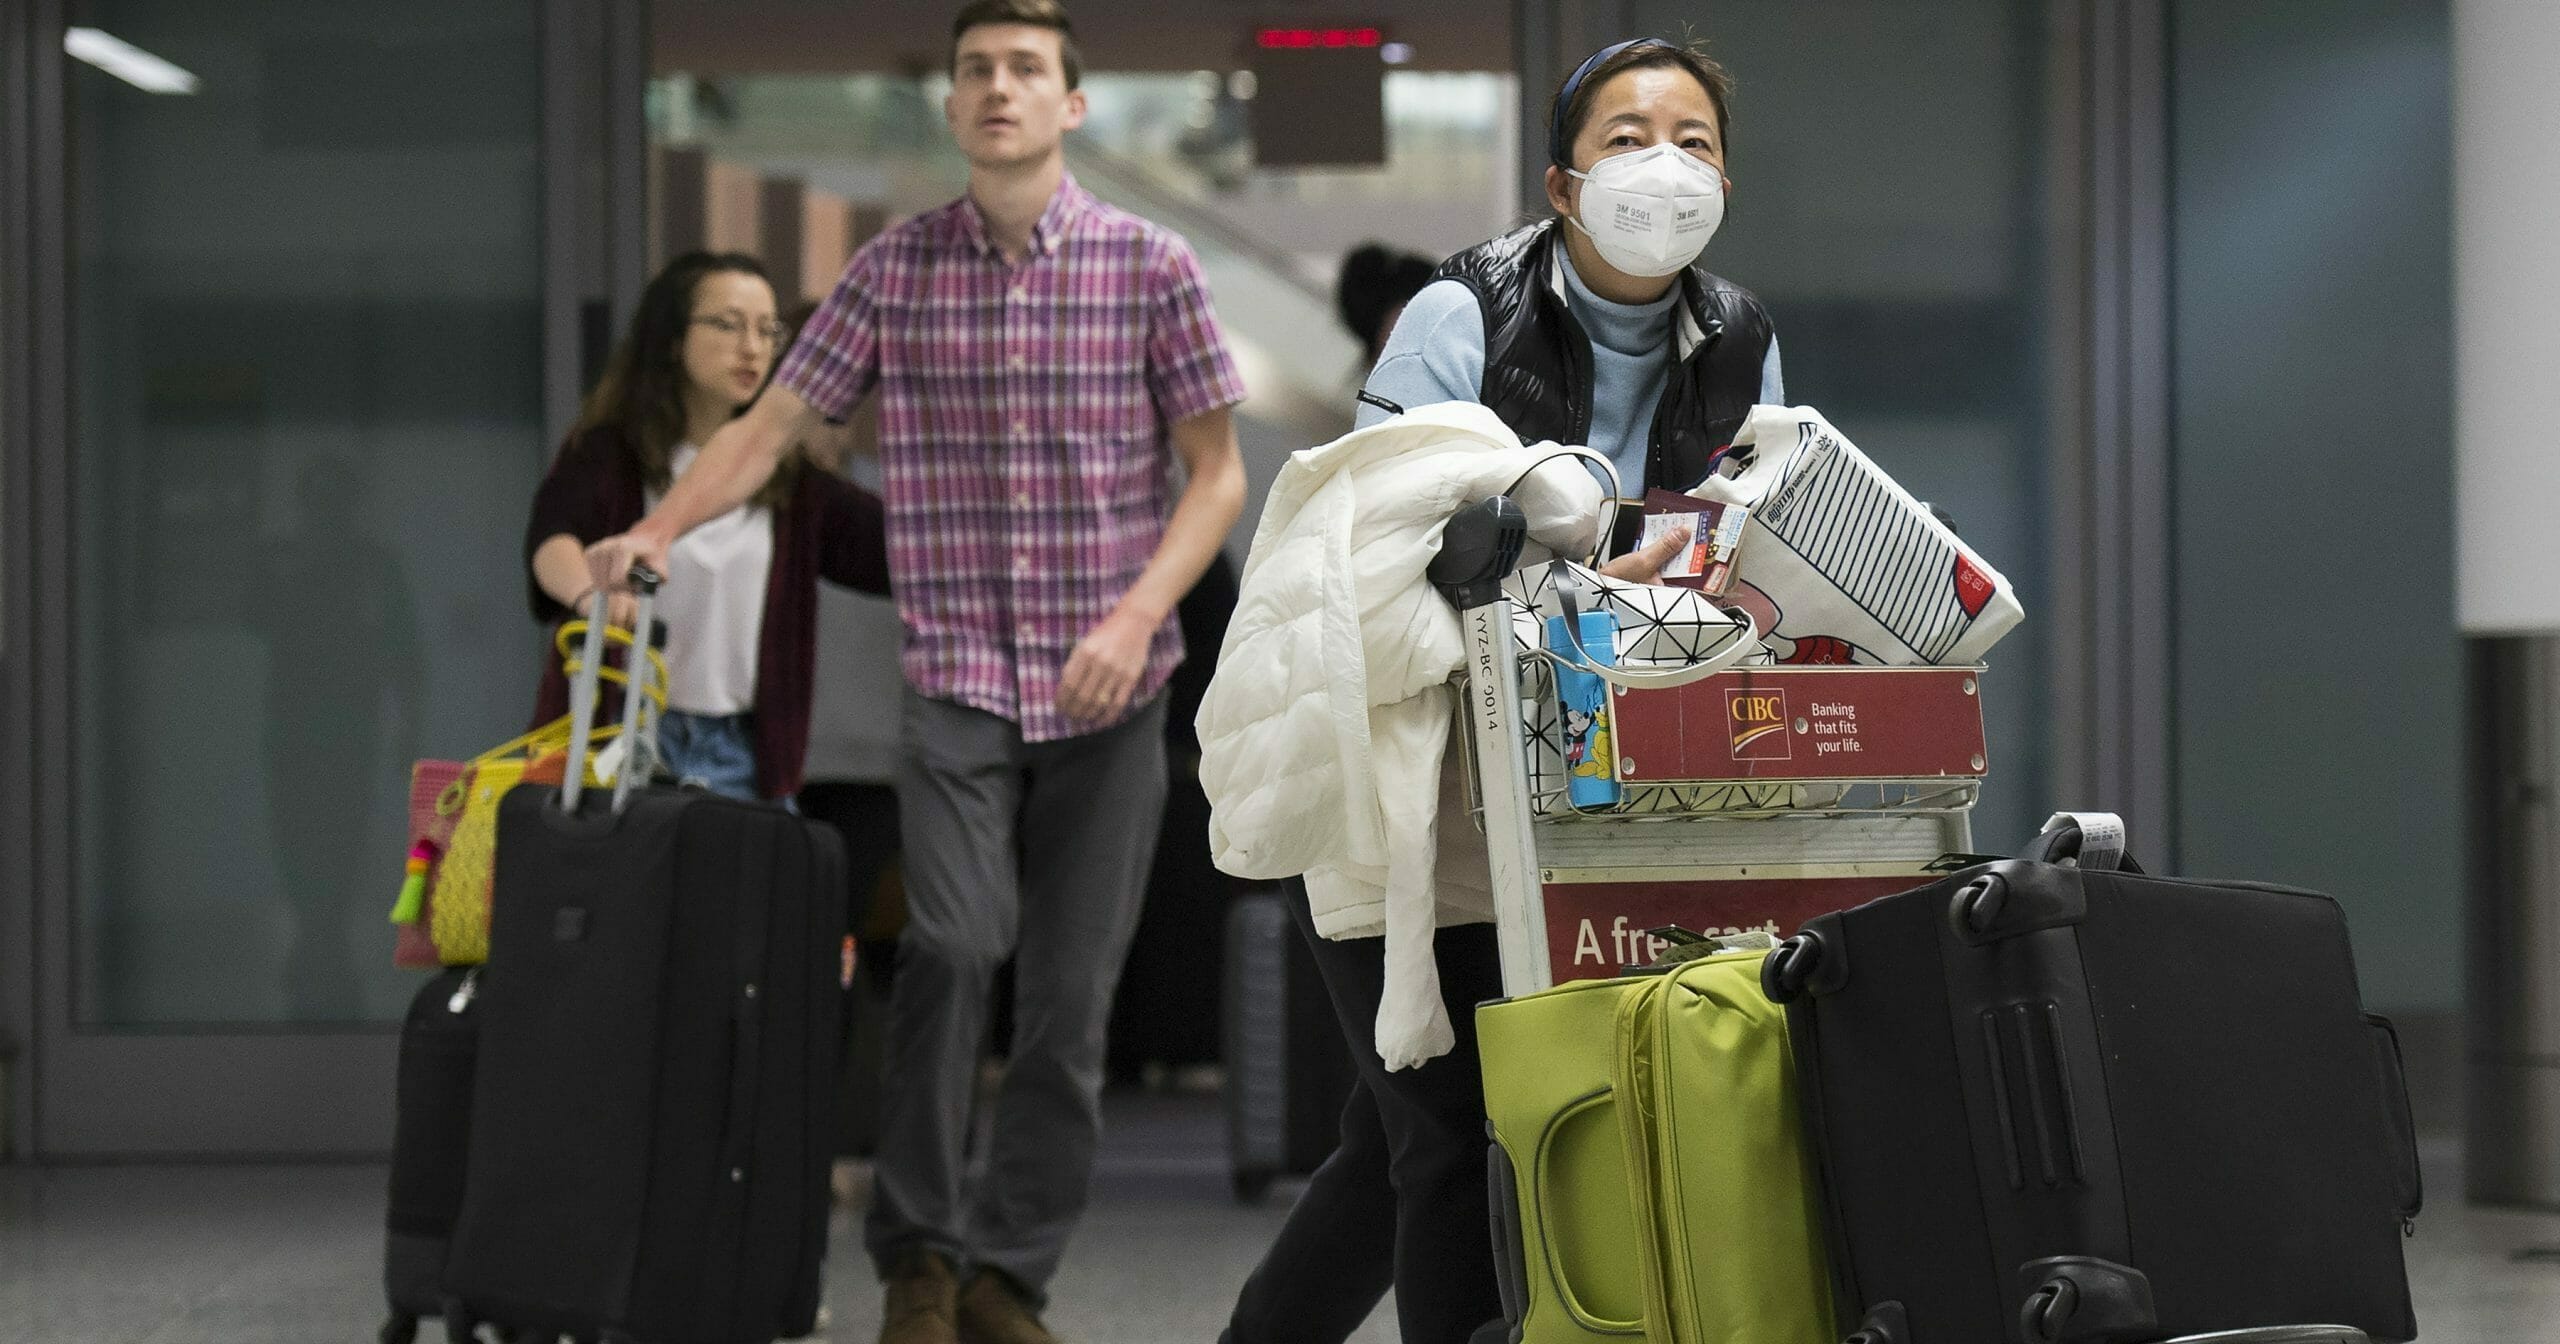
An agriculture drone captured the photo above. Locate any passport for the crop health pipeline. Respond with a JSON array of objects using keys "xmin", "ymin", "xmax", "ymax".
[{"xmin": 1639, "ymin": 487, "xmax": 1749, "ymax": 596}]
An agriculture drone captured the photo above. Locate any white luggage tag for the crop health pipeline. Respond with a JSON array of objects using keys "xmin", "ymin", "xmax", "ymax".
[
  {"xmin": 2040, "ymin": 811, "xmax": 2127, "ymax": 871},
  {"xmin": 590, "ymin": 735, "xmax": 627, "ymax": 787}
]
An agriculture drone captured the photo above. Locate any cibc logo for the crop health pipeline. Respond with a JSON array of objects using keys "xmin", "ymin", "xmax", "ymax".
[{"xmin": 1727, "ymin": 687, "xmax": 1792, "ymax": 760}]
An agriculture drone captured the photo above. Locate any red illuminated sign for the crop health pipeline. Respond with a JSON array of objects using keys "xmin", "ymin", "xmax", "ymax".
[{"xmin": 1255, "ymin": 27, "xmax": 1383, "ymax": 50}]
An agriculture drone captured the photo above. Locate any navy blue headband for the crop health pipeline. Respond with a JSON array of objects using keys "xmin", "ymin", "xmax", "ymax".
[{"xmin": 1548, "ymin": 37, "xmax": 1672, "ymax": 168}]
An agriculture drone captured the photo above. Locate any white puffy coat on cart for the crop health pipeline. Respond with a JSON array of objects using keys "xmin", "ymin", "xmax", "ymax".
[{"xmin": 1196, "ymin": 402, "xmax": 1602, "ymax": 1070}]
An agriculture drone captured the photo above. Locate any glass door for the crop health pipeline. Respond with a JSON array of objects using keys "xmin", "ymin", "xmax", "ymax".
[{"xmin": 11, "ymin": 0, "xmax": 639, "ymax": 1156}]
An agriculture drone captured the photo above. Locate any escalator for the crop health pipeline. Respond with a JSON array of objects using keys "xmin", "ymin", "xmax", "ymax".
[{"xmin": 1062, "ymin": 138, "xmax": 1359, "ymax": 556}]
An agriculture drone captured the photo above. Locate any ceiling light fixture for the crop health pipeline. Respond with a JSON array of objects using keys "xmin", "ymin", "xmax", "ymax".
[{"xmin": 64, "ymin": 27, "xmax": 200, "ymax": 95}]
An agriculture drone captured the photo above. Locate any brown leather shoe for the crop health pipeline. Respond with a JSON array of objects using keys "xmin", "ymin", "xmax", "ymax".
[
  {"xmin": 878, "ymin": 1247, "xmax": 959, "ymax": 1344},
  {"xmin": 955, "ymin": 1268, "xmax": 1058, "ymax": 1344}
]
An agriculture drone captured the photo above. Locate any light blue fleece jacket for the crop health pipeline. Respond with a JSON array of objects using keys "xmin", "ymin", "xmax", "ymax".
[{"xmin": 1355, "ymin": 252, "xmax": 1783, "ymax": 500}]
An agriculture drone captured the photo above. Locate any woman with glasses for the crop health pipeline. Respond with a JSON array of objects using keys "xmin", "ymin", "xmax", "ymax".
[{"xmin": 523, "ymin": 250, "xmax": 889, "ymax": 803}]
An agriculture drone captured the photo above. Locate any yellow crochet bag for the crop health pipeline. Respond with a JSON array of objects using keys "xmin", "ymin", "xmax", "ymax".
[{"xmin": 389, "ymin": 621, "xmax": 665, "ymax": 967}]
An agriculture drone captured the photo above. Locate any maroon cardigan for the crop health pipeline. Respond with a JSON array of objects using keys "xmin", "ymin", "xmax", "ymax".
[{"xmin": 525, "ymin": 424, "xmax": 890, "ymax": 799}]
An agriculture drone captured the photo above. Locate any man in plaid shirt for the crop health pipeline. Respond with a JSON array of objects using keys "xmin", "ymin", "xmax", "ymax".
[{"xmin": 586, "ymin": 3, "xmax": 1245, "ymax": 1340}]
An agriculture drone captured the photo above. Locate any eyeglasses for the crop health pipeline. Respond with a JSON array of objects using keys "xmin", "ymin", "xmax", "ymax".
[{"xmin": 691, "ymin": 312, "xmax": 787, "ymax": 346}]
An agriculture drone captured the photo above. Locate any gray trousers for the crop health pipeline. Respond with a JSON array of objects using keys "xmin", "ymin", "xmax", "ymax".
[{"xmin": 867, "ymin": 690, "xmax": 1168, "ymax": 1300}]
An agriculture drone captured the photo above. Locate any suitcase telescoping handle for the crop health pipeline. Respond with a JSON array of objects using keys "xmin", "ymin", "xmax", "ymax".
[
  {"xmin": 559, "ymin": 562, "xmax": 663, "ymax": 814},
  {"xmin": 1767, "ymin": 812, "xmax": 2136, "ymax": 1003}
]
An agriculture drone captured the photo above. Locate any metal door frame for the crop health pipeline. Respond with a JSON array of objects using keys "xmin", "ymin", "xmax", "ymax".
[
  {"xmin": 2045, "ymin": 0, "xmax": 2176, "ymax": 862},
  {"xmin": 0, "ymin": 0, "xmax": 70, "ymax": 1164}
]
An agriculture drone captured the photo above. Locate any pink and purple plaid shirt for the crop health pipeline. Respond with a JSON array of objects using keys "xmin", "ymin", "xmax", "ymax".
[{"xmin": 776, "ymin": 174, "xmax": 1245, "ymax": 742}]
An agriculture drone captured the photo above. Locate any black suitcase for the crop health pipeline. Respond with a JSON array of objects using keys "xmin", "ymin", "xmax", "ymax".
[
  {"xmin": 1109, "ymin": 555, "xmax": 1240, "ymax": 1080},
  {"xmin": 1763, "ymin": 815, "xmax": 2423, "ymax": 1344},
  {"xmin": 443, "ymin": 583, "xmax": 847, "ymax": 1344},
  {"xmin": 1221, "ymin": 882, "xmax": 1356, "ymax": 1201},
  {"xmin": 380, "ymin": 966, "xmax": 480, "ymax": 1344},
  {"xmin": 796, "ymin": 780, "xmax": 898, "ymax": 1159},
  {"xmin": 1111, "ymin": 771, "xmax": 1232, "ymax": 1079}
]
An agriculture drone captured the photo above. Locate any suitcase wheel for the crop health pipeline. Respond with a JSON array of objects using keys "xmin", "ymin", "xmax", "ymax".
[
  {"xmin": 1954, "ymin": 872, "xmax": 2009, "ymax": 938},
  {"xmin": 2021, "ymin": 1276, "xmax": 2079, "ymax": 1344},
  {"xmin": 1762, "ymin": 932, "xmax": 1823, "ymax": 1004},
  {"xmin": 379, "ymin": 1312, "xmax": 420, "ymax": 1344},
  {"xmin": 439, "ymin": 1300, "xmax": 482, "ymax": 1344},
  {"xmin": 1842, "ymin": 1301, "xmax": 1909, "ymax": 1344}
]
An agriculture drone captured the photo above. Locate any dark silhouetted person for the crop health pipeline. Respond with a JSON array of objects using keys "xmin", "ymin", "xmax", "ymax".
[{"xmin": 250, "ymin": 455, "xmax": 422, "ymax": 1020}]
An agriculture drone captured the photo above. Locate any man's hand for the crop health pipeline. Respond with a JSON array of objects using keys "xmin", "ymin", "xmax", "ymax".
[
  {"xmin": 581, "ymin": 387, "xmax": 813, "ymax": 602},
  {"xmin": 586, "ymin": 528, "xmax": 673, "ymax": 600},
  {"xmin": 1597, "ymin": 522, "xmax": 1689, "ymax": 585},
  {"xmin": 1056, "ymin": 605, "xmax": 1157, "ymax": 722}
]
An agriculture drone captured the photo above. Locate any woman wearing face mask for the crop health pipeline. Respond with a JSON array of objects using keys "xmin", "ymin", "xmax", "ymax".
[
  {"xmin": 1363, "ymin": 36, "xmax": 1779, "ymax": 575},
  {"xmin": 522, "ymin": 251, "xmax": 889, "ymax": 804},
  {"xmin": 1217, "ymin": 37, "xmax": 1776, "ymax": 1344}
]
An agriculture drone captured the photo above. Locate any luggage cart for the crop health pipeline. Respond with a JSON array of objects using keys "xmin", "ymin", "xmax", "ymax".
[{"xmin": 1430, "ymin": 498, "xmax": 1991, "ymax": 994}]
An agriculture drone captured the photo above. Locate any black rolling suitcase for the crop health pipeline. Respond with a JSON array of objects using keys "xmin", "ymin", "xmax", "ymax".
[
  {"xmin": 1110, "ymin": 555, "xmax": 1241, "ymax": 1080},
  {"xmin": 1762, "ymin": 813, "xmax": 2423, "ymax": 1344},
  {"xmin": 1221, "ymin": 882, "xmax": 1356, "ymax": 1201},
  {"xmin": 380, "ymin": 967, "xmax": 480, "ymax": 1344},
  {"xmin": 1113, "ymin": 770, "xmax": 1232, "ymax": 1079},
  {"xmin": 797, "ymin": 780, "xmax": 897, "ymax": 1162},
  {"xmin": 443, "ymin": 578, "xmax": 847, "ymax": 1344}
]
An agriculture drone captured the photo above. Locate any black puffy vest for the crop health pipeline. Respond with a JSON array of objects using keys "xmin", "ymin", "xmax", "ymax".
[{"xmin": 1429, "ymin": 220, "xmax": 1774, "ymax": 512}]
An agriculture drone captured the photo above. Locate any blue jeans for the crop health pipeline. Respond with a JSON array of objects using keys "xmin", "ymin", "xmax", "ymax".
[{"xmin": 656, "ymin": 709, "xmax": 761, "ymax": 802}]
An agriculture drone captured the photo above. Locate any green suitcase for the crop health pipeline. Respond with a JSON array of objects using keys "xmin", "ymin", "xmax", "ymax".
[
  {"xmin": 1479, "ymin": 974, "xmax": 1654, "ymax": 1343},
  {"xmin": 1614, "ymin": 949, "xmax": 1836, "ymax": 1344}
]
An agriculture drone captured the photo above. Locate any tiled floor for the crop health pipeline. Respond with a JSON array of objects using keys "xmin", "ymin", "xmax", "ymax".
[{"xmin": 0, "ymin": 1097, "xmax": 2552, "ymax": 1343}]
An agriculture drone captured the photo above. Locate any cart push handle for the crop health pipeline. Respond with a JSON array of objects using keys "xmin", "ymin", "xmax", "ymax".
[
  {"xmin": 1431, "ymin": 443, "xmax": 1618, "ymax": 612},
  {"xmin": 1429, "ymin": 495, "xmax": 1530, "ymax": 612}
]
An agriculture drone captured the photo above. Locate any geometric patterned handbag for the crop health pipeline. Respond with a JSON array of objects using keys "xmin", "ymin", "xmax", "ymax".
[
  {"xmin": 1503, "ymin": 556, "xmax": 1763, "ymax": 672},
  {"xmin": 1497, "ymin": 557, "xmax": 1766, "ymax": 815}
]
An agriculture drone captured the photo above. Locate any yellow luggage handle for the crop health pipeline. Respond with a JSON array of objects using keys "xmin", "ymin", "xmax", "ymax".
[
  {"xmin": 553, "ymin": 618, "xmax": 671, "ymax": 702},
  {"xmin": 428, "ymin": 622, "xmax": 668, "ymax": 818}
]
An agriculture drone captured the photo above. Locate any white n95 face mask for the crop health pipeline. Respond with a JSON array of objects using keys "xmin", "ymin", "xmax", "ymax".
[{"xmin": 1567, "ymin": 142, "xmax": 1726, "ymax": 278}]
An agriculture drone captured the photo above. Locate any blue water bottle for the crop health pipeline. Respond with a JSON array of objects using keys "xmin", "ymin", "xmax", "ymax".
[{"xmin": 1547, "ymin": 609, "xmax": 1624, "ymax": 811}]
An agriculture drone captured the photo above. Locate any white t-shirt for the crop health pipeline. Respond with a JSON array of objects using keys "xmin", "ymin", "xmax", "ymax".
[{"xmin": 648, "ymin": 445, "xmax": 774, "ymax": 715}]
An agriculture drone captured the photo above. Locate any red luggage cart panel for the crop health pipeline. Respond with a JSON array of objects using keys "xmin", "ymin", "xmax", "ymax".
[
  {"xmin": 1608, "ymin": 666, "xmax": 1988, "ymax": 784},
  {"xmin": 1539, "ymin": 869, "xmax": 1928, "ymax": 986}
]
